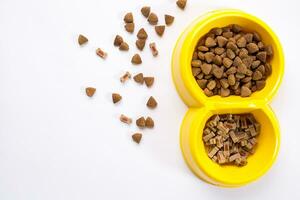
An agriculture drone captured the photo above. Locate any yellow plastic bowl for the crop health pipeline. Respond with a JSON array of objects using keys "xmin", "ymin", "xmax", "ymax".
[{"xmin": 172, "ymin": 9, "xmax": 284, "ymax": 187}]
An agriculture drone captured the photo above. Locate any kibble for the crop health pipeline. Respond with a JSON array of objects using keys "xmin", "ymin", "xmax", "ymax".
[
  {"xmin": 136, "ymin": 39, "xmax": 146, "ymax": 51},
  {"xmin": 132, "ymin": 133, "xmax": 142, "ymax": 144},
  {"xmin": 141, "ymin": 6, "xmax": 151, "ymax": 18},
  {"xmin": 96, "ymin": 48, "xmax": 107, "ymax": 59},
  {"xmin": 85, "ymin": 87, "xmax": 96, "ymax": 97},
  {"xmin": 133, "ymin": 73, "xmax": 144, "ymax": 84},
  {"xmin": 149, "ymin": 42, "xmax": 158, "ymax": 57},
  {"xmin": 165, "ymin": 14, "xmax": 174, "ymax": 26},
  {"xmin": 120, "ymin": 114, "xmax": 132, "ymax": 125},
  {"xmin": 203, "ymin": 114, "xmax": 260, "ymax": 166},
  {"xmin": 155, "ymin": 25, "xmax": 165, "ymax": 36},
  {"xmin": 147, "ymin": 96, "xmax": 157, "ymax": 109},
  {"xmin": 124, "ymin": 12, "xmax": 133, "ymax": 23},
  {"xmin": 191, "ymin": 24, "xmax": 273, "ymax": 97},
  {"xmin": 78, "ymin": 34, "xmax": 88, "ymax": 45},
  {"xmin": 144, "ymin": 77, "xmax": 154, "ymax": 87},
  {"xmin": 112, "ymin": 93, "xmax": 122, "ymax": 103},
  {"xmin": 120, "ymin": 71, "xmax": 131, "ymax": 83},
  {"xmin": 176, "ymin": 0, "xmax": 187, "ymax": 10},
  {"xmin": 119, "ymin": 42, "xmax": 129, "ymax": 51},
  {"xmin": 145, "ymin": 117, "xmax": 154, "ymax": 128},
  {"xmin": 124, "ymin": 23, "xmax": 135, "ymax": 33},
  {"xmin": 137, "ymin": 28, "xmax": 148, "ymax": 40},
  {"xmin": 131, "ymin": 54, "xmax": 142, "ymax": 64},
  {"xmin": 114, "ymin": 35, "xmax": 123, "ymax": 46},
  {"xmin": 148, "ymin": 13, "xmax": 158, "ymax": 25},
  {"xmin": 136, "ymin": 117, "xmax": 146, "ymax": 128}
]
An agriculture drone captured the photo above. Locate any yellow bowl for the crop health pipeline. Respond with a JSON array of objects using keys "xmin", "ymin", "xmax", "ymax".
[{"xmin": 172, "ymin": 9, "xmax": 284, "ymax": 187}]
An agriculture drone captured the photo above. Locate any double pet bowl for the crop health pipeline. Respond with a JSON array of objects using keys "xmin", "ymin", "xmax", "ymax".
[{"xmin": 172, "ymin": 9, "xmax": 284, "ymax": 187}]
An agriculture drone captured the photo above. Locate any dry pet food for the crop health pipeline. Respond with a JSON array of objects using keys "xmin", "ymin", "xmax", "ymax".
[
  {"xmin": 136, "ymin": 39, "xmax": 146, "ymax": 51},
  {"xmin": 125, "ymin": 23, "xmax": 135, "ymax": 33},
  {"xmin": 145, "ymin": 117, "xmax": 154, "ymax": 128},
  {"xmin": 120, "ymin": 71, "xmax": 131, "ymax": 83},
  {"xmin": 132, "ymin": 133, "xmax": 142, "ymax": 144},
  {"xmin": 112, "ymin": 93, "xmax": 122, "ymax": 104},
  {"xmin": 119, "ymin": 42, "xmax": 129, "ymax": 51},
  {"xmin": 147, "ymin": 96, "xmax": 157, "ymax": 109},
  {"xmin": 124, "ymin": 12, "xmax": 134, "ymax": 23},
  {"xmin": 78, "ymin": 34, "xmax": 88, "ymax": 45},
  {"xmin": 203, "ymin": 113, "xmax": 260, "ymax": 166},
  {"xmin": 133, "ymin": 73, "xmax": 144, "ymax": 84},
  {"xmin": 191, "ymin": 24, "xmax": 273, "ymax": 97},
  {"xmin": 148, "ymin": 13, "xmax": 158, "ymax": 25},
  {"xmin": 165, "ymin": 14, "xmax": 174, "ymax": 26},
  {"xmin": 131, "ymin": 54, "xmax": 142, "ymax": 64},
  {"xmin": 155, "ymin": 25, "xmax": 165, "ymax": 36},
  {"xmin": 144, "ymin": 77, "xmax": 154, "ymax": 87},
  {"xmin": 141, "ymin": 6, "xmax": 151, "ymax": 18},
  {"xmin": 176, "ymin": 0, "xmax": 187, "ymax": 10},
  {"xmin": 85, "ymin": 87, "xmax": 96, "ymax": 97},
  {"xmin": 120, "ymin": 114, "xmax": 132, "ymax": 125},
  {"xmin": 96, "ymin": 48, "xmax": 107, "ymax": 59},
  {"xmin": 136, "ymin": 117, "xmax": 146, "ymax": 128},
  {"xmin": 137, "ymin": 28, "xmax": 148, "ymax": 40},
  {"xmin": 114, "ymin": 35, "xmax": 123, "ymax": 46},
  {"xmin": 149, "ymin": 42, "xmax": 158, "ymax": 57}
]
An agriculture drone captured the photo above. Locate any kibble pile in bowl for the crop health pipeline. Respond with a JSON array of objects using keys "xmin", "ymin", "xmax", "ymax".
[{"xmin": 191, "ymin": 24, "xmax": 273, "ymax": 97}]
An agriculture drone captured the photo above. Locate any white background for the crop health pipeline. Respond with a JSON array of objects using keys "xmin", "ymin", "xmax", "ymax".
[{"xmin": 0, "ymin": 0, "xmax": 299, "ymax": 199}]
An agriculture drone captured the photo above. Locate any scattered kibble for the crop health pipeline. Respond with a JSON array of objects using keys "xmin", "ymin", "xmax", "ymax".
[
  {"xmin": 145, "ymin": 117, "xmax": 154, "ymax": 128},
  {"xmin": 203, "ymin": 113, "xmax": 260, "ymax": 166},
  {"xmin": 120, "ymin": 114, "xmax": 132, "ymax": 125},
  {"xmin": 124, "ymin": 23, "xmax": 135, "ymax": 33},
  {"xmin": 133, "ymin": 73, "xmax": 144, "ymax": 84},
  {"xmin": 132, "ymin": 133, "xmax": 142, "ymax": 144},
  {"xmin": 149, "ymin": 42, "xmax": 158, "ymax": 57},
  {"xmin": 137, "ymin": 28, "xmax": 148, "ymax": 40},
  {"xmin": 136, "ymin": 117, "xmax": 146, "ymax": 128},
  {"xmin": 120, "ymin": 71, "xmax": 131, "ymax": 83},
  {"xmin": 147, "ymin": 96, "xmax": 157, "ymax": 109},
  {"xmin": 85, "ymin": 87, "xmax": 96, "ymax": 97},
  {"xmin": 144, "ymin": 77, "xmax": 154, "ymax": 87},
  {"xmin": 119, "ymin": 42, "xmax": 129, "ymax": 51},
  {"xmin": 148, "ymin": 13, "xmax": 158, "ymax": 25},
  {"xmin": 192, "ymin": 24, "xmax": 273, "ymax": 97},
  {"xmin": 131, "ymin": 54, "xmax": 142, "ymax": 64},
  {"xmin": 96, "ymin": 48, "xmax": 107, "ymax": 59},
  {"xmin": 114, "ymin": 35, "xmax": 123, "ymax": 46},
  {"xmin": 112, "ymin": 93, "xmax": 122, "ymax": 104},
  {"xmin": 124, "ymin": 12, "xmax": 134, "ymax": 23},
  {"xmin": 78, "ymin": 34, "xmax": 88, "ymax": 45},
  {"xmin": 165, "ymin": 14, "xmax": 174, "ymax": 26},
  {"xmin": 176, "ymin": 0, "xmax": 187, "ymax": 10},
  {"xmin": 141, "ymin": 6, "xmax": 151, "ymax": 18},
  {"xmin": 136, "ymin": 39, "xmax": 146, "ymax": 50},
  {"xmin": 155, "ymin": 25, "xmax": 165, "ymax": 37}
]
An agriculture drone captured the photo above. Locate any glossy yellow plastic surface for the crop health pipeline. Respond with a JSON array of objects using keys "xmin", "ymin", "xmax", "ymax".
[{"xmin": 172, "ymin": 9, "xmax": 284, "ymax": 187}]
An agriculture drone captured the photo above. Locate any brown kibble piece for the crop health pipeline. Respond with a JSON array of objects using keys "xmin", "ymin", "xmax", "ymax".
[
  {"xmin": 147, "ymin": 96, "xmax": 157, "ymax": 109},
  {"xmin": 247, "ymin": 43, "xmax": 259, "ymax": 54},
  {"xmin": 136, "ymin": 117, "xmax": 146, "ymax": 128},
  {"xmin": 112, "ymin": 93, "xmax": 122, "ymax": 104},
  {"xmin": 212, "ymin": 67, "xmax": 223, "ymax": 79},
  {"xmin": 256, "ymin": 80, "xmax": 266, "ymax": 90},
  {"xmin": 120, "ymin": 71, "xmax": 131, "ymax": 83},
  {"xmin": 141, "ymin": 6, "xmax": 151, "ymax": 18},
  {"xmin": 124, "ymin": 23, "xmax": 135, "ymax": 33},
  {"xmin": 207, "ymin": 80, "xmax": 216, "ymax": 90},
  {"xmin": 241, "ymin": 86, "xmax": 252, "ymax": 97},
  {"xmin": 78, "ymin": 34, "xmax": 88, "ymax": 45},
  {"xmin": 120, "ymin": 114, "xmax": 132, "ymax": 125},
  {"xmin": 203, "ymin": 88, "xmax": 213, "ymax": 97},
  {"xmin": 132, "ymin": 133, "xmax": 142, "ymax": 144},
  {"xmin": 165, "ymin": 14, "xmax": 175, "ymax": 25},
  {"xmin": 191, "ymin": 60, "xmax": 201, "ymax": 67},
  {"xmin": 220, "ymin": 87, "xmax": 230, "ymax": 97},
  {"xmin": 201, "ymin": 63, "xmax": 212, "ymax": 75},
  {"xmin": 216, "ymin": 36, "xmax": 228, "ymax": 47},
  {"xmin": 148, "ymin": 13, "xmax": 158, "ymax": 25},
  {"xmin": 197, "ymin": 79, "xmax": 208, "ymax": 89},
  {"xmin": 145, "ymin": 117, "xmax": 154, "ymax": 128},
  {"xmin": 265, "ymin": 45, "xmax": 273, "ymax": 56},
  {"xmin": 119, "ymin": 42, "xmax": 129, "ymax": 51},
  {"xmin": 253, "ymin": 32, "xmax": 261, "ymax": 42},
  {"xmin": 133, "ymin": 73, "xmax": 144, "ymax": 84},
  {"xmin": 136, "ymin": 39, "xmax": 146, "ymax": 51},
  {"xmin": 131, "ymin": 54, "xmax": 142, "ymax": 64},
  {"xmin": 85, "ymin": 87, "xmax": 96, "ymax": 97},
  {"xmin": 252, "ymin": 70, "xmax": 263, "ymax": 80},
  {"xmin": 124, "ymin": 12, "xmax": 133, "ymax": 23},
  {"xmin": 257, "ymin": 51, "xmax": 267, "ymax": 63},
  {"xmin": 96, "ymin": 48, "xmax": 107, "ymax": 59},
  {"xmin": 176, "ymin": 0, "xmax": 187, "ymax": 9},
  {"xmin": 144, "ymin": 77, "xmax": 154, "ymax": 87},
  {"xmin": 204, "ymin": 52, "xmax": 215, "ymax": 63},
  {"xmin": 223, "ymin": 58, "xmax": 233, "ymax": 68},
  {"xmin": 155, "ymin": 25, "xmax": 165, "ymax": 36},
  {"xmin": 114, "ymin": 35, "xmax": 123, "ymax": 46},
  {"xmin": 149, "ymin": 42, "xmax": 158, "ymax": 57},
  {"xmin": 237, "ymin": 37, "xmax": 247, "ymax": 48},
  {"xmin": 137, "ymin": 28, "xmax": 148, "ymax": 40},
  {"xmin": 205, "ymin": 37, "xmax": 217, "ymax": 47}
]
